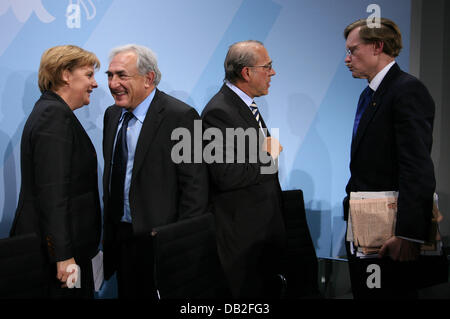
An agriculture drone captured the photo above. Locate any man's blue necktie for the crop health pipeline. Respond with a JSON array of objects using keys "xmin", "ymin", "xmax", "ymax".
[
  {"xmin": 110, "ymin": 111, "xmax": 134, "ymax": 222},
  {"xmin": 352, "ymin": 86, "xmax": 374, "ymax": 138}
]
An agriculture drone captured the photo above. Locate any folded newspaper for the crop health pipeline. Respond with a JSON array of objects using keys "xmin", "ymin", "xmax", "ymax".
[{"xmin": 347, "ymin": 192, "xmax": 443, "ymax": 258}]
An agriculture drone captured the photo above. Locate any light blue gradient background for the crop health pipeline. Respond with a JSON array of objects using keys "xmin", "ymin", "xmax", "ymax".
[{"xmin": 0, "ymin": 0, "xmax": 410, "ymax": 297}]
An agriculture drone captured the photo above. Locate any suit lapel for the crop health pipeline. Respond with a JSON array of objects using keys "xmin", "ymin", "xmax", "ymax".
[
  {"xmin": 103, "ymin": 106, "xmax": 122, "ymax": 192},
  {"xmin": 72, "ymin": 113, "xmax": 97, "ymax": 154},
  {"xmin": 351, "ymin": 63, "xmax": 401, "ymax": 159},
  {"xmin": 222, "ymin": 84, "xmax": 265, "ymax": 133},
  {"xmin": 131, "ymin": 89, "xmax": 165, "ymax": 182},
  {"xmin": 46, "ymin": 91, "xmax": 97, "ymax": 155},
  {"xmin": 239, "ymin": 105, "xmax": 260, "ymax": 131},
  {"xmin": 259, "ymin": 115, "xmax": 271, "ymax": 137},
  {"xmin": 350, "ymin": 94, "xmax": 378, "ymax": 158}
]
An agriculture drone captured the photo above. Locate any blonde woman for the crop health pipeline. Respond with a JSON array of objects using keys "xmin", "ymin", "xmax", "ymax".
[{"xmin": 10, "ymin": 45, "xmax": 102, "ymax": 298}]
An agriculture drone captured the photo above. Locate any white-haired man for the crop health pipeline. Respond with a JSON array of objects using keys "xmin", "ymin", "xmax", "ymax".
[{"xmin": 102, "ymin": 44, "xmax": 208, "ymax": 298}]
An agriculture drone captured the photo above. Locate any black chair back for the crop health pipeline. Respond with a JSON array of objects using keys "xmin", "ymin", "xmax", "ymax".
[
  {"xmin": 280, "ymin": 189, "xmax": 322, "ymax": 298},
  {"xmin": 152, "ymin": 213, "xmax": 229, "ymax": 298},
  {"xmin": 0, "ymin": 233, "xmax": 47, "ymax": 298}
]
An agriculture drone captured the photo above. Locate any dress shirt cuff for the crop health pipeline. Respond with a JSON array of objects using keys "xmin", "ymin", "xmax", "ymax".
[{"xmin": 397, "ymin": 236, "xmax": 425, "ymax": 244}]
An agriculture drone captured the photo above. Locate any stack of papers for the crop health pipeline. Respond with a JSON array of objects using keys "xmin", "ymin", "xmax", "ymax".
[{"xmin": 347, "ymin": 192, "xmax": 443, "ymax": 258}]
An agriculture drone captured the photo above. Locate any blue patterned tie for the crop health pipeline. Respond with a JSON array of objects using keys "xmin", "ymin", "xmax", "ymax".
[
  {"xmin": 249, "ymin": 101, "xmax": 263, "ymax": 130},
  {"xmin": 352, "ymin": 86, "xmax": 374, "ymax": 138},
  {"xmin": 110, "ymin": 111, "xmax": 134, "ymax": 222}
]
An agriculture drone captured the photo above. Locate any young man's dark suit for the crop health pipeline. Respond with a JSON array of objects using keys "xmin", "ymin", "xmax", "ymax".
[
  {"xmin": 10, "ymin": 91, "xmax": 102, "ymax": 297},
  {"xmin": 345, "ymin": 63, "xmax": 448, "ymax": 298},
  {"xmin": 102, "ymin": 88, "xmax": 209, "ymax": 296},
  {"xmin": 201, "ymin": 84, "xmax": 287, "ymax": 298}
]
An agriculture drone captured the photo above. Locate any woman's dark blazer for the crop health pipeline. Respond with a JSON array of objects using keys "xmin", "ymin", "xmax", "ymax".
[{"xmin": 10, "ymin": 91, "xmax": 101, "ymax": 263}]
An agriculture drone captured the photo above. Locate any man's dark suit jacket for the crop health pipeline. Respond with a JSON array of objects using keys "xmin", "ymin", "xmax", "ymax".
[
  {"xmin": 346, "ymin": 63, "xmax": 435, "ymax": 241},
  {"xmin": 102, "ymin": 88, "xmax": 209, "ymax": 279},
  {"xmin": 201, "ymin": 84, "xmax": 287, "ymax": 298},
  {"xmin": 344, "ymin": 64, "xmax": 450, "ymax": 298},
  {"xmin": 10, "ymin": 91, "xmax": 101, "ymax": 264}
]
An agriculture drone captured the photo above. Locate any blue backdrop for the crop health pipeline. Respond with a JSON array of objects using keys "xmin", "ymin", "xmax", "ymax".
[{"xmin": 0, "ymin": 0, "xmax": 411, "ymax": 297}]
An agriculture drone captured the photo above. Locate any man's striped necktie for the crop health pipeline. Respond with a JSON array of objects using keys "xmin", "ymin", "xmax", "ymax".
[{"xmin": 250, "ymin": 101, "xmax": 263, "ymax": 130}]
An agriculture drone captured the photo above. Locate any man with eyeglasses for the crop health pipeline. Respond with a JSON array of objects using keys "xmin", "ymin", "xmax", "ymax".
[
  {"xmin": 343, "ymin": 18, "xmax": 447, "ymax": 299},
  {"xmin": 201, "ymin": 40, "xmax": 287, "ymax": 298},
  {"xmin": 102, "ymin": 44, "xmax": 208, "ymax": 299}
]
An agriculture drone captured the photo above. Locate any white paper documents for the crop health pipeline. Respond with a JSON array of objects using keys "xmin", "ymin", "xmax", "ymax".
[
  {"xmin": 347, "ymin": 192, "xmax": 443, "ymax": 258},
  {"xmin": 91, "ymin": 250, "xmax": 104, "ymax": 292}
]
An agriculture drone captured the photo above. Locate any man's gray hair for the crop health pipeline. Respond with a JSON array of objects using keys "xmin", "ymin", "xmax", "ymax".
[
  {"xmin": 109, "ymin": 44, "xmax": 162, "ymax": 86},
  {"xmin": 224, "ymin": 40, "xmax": 263, "ymax": 84}
]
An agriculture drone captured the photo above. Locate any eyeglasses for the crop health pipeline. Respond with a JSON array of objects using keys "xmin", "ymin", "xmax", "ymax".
[
  {"xmin": 346, "ymin": 43, "xmax": 364, "ymax": 57},
  {"xmin": 247, "ymin": 62, "xmax": 273, "ymax": 71}
]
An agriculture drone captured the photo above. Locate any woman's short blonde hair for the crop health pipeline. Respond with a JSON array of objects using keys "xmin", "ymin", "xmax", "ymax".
[{"xmin": 38, "ymin": 45, "xmax": 100, "ymax": 93}]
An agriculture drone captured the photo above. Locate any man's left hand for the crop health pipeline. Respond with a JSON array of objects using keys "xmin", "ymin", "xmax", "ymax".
[
  {"xmin": 378, "ymin": 236, "xmax": 420, "ymax": 261},
  {"xmin": 262, "ymin": 137, "xmax": 283, "ymax": 160}
]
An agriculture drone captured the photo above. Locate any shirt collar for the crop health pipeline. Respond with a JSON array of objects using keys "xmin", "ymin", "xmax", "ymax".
[
  {"xmin": 120, "ymin": 88, "xmax": 156, "ymax": 123},
  {"xmin": 225, "ymin": 80, "xmax": 254, "ymax": 107},
  {"xmin": 369, "ymin": 61, "xmax": 396, "ymax": 92}
]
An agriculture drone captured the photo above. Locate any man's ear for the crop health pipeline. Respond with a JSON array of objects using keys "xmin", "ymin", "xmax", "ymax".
[
  {"xmin": 373, "ymin": 41, "xmax": 384, "ymax": 55},
  {"xmin": 145, "ymin": 71, "xmax": 155, "ymax": 88},
  {"xmin": 240, "ymin": 66, "xmax": 251, "ymax": 82}
]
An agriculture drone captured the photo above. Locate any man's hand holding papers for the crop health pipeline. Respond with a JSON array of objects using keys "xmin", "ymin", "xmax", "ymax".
[{"xmin": 378, "ymin": 236, "xmax": 421, "ymax": 262}]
